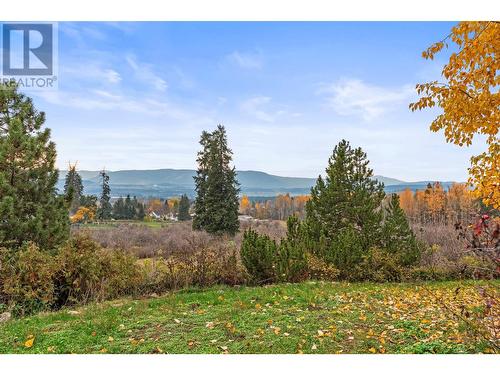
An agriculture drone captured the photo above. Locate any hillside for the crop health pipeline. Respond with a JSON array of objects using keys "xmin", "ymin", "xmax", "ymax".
[{"xmin": 57, "ymin": 169, "xmax": 455, "ymax": 198}]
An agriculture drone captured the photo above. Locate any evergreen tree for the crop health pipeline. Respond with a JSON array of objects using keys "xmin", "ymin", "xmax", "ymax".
[
  {"xmin": 97, "ymin": 169, "xmax": 112, "ymax": 220},
  {"xmin": 306, "ymin": 139, "xmax": 385, "ymax": 243},
  {"xmin": 305, "ymin": 140, "xmax": 385, "ymax": 270},
  {"xmin": 80, "ymin": 194, "xmax": 98, "ymax": 210},
  {"xmin": 124, "ymin": 194, "xmax": 134, "ymax": 219},
  {"xmin": 193, "ymin": 125, "xmax": 240, "ymax": 235},
  {"xmin": 0, "ymin": 82, "xmax": 69, "ymax": 250},
  {"xmin": 64, "ymin": 163, "xmax": 84, "ymax": 214},
  {"xmin": 112, "ymin": 197, "xmax": 125, "ymax": 219},
  {"xmin": 382, "ymin": 194, "xmax": 421, "ymax": 266},
  {"xmin": 136, "ymin": 199, "xmax": 145, "ymax": 220},
  {"xmin": 178, "ymin": 194, "xmax": 191, "ymax": 221}
]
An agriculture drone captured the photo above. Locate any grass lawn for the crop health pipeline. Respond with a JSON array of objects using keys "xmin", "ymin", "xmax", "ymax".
[{"xmin": 0, "ymin": 281, "xmax": 497, "ymax": 354}]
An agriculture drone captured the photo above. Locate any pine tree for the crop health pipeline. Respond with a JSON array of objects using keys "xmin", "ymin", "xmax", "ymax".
[
  {"xmin": 306, "ymin": 139, "xmax": 385, "ymax": 244},
  {"xmin": 178, "ymin": 194, "xmax": 191, "ymax": 221},
  {"xmin": 124, "ymin": 194, "xmax": 135, "ymax": 219},
  {"xmin": 112, "ymin": 197, "xmax": 125, "ymax": 219},
  {"xmin": 136, "ymin": 199, "xmax": 145, "ymax": 220},
  {"xmin": 0, "ymin": 82, "xmax": 69, "ymax": 250},
  {"xmin": 79, "ymin": 194, "xmax": 98, "ymax": 211},
  {"xmin": 382, "ymin": 194, "xmax": 421, "ymax": 266},
  {"xmin": 193, "ymin": 125, "xmax": 240, "ymax": 235},
  {"xmin": 97, "ymin": 169, "xmax": 112, "ymax": 220},
  {"xmin": 64, "ymin": 163, "xmax": 84, "ymax": 215}
]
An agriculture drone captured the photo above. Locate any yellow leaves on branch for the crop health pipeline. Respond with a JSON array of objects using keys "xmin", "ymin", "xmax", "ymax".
[{"xmin": 410, "ymin": 22, "xmax": 500, "ymax": 208}]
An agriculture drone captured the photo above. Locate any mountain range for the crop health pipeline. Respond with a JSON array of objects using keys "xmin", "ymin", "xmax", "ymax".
[{"xmin": 57, "ymin": 169, "xmax": 456, "ymax": 199}]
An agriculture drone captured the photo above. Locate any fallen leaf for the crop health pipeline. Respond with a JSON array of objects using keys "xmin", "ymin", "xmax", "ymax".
[{"xmin": 24, "ymin": 336, "xmax": 35, "ymax": 348}]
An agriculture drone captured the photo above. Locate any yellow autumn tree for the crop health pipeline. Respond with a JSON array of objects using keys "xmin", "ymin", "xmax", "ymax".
[
  {"xmin": 70, "ymin": 206, "xmax": 95, "ymax": 224},
  {"xmin": 447, "ymin": 182, "xmax": 477, "ymax": 223},
  {"xmin": 239, "ymin": 195, "xmax": 251, "ymax": 214},
  {"xmin": 410, "ymin": 21, "xmax": 499, "ymax": 208},
  {"xmin": 398, "ymin": 188, "xmax": 415, "ymax": 220},
  {"xmin": 425, "ymin": 182, "xmax": 446, "ymax": 223}
]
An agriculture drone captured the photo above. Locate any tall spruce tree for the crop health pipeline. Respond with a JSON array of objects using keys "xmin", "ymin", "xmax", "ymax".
[
  {"xmin": 97, "ymin": 169, "xmax": 112, "ymax": 220},
  {"xmin": 193, "ymin": 125, "xmax": 240, "ymax": 235},
  {"xmin": 64, "ymin": 163, "xmax": 84, "ymax": 214},
  {"xmin": 178, "ymin": 194, "xmax": 191, "ymax": 221},
  {"xmin": 0, "ymin": 82, "xmax": 69, "ymax": 250}
]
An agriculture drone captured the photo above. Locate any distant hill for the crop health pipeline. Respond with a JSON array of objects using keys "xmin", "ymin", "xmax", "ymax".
[{"xmin": 57, "ymin": 169, "xmax": 456, "ymax": 198}]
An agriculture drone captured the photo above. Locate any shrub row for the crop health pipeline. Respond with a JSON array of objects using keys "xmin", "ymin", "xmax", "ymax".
[{"xmin": 0, "ymin": 235, "xmax": 245, "ymax": 316}]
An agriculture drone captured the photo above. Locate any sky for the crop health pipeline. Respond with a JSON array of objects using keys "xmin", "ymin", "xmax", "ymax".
[{"xmin": 11, "ymin": 22, "xmax": 487, "ymax": 181}]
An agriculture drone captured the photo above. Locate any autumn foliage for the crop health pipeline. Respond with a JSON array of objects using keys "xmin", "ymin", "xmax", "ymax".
[
  {"xmin": 398, "ymin": 183, "xmax": 478, "ymax": 225},
  {"xmin": 410, "ymin": 21, "xmax": 499, "ymax": 208}
]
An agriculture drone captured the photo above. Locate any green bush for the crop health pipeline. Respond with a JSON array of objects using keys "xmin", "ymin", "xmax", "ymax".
[
  {"xmin": 360, "ymin": 247, "xmax": 404, "ymax": 282},
  {"xmin": 0, "ymin": 244, "xmax": 56, "ymax": 316},
  {"xmin": 381, "ymin": 194, "xmax": 422, "ymax": 267},
  {"xmin": 325, "ymin": 226, "xmax": 365, "ymax": 280},
  {"xmin": 240, "ymin": 229, "xmax": 277, "ymax": 284},
  {"xmin": 241, "ymin": 217, "xmax": 309, "ymax": 284},
  {"xmin": 307, "ymin": 253, "xmax": 339, "ymax": 281},
  {"xmin": 276, "ymin": 239, "xmax": 308, "ymax": 282},
  {"xmin": 408, "ymin": 266, "xmax": 457, "ymax": 281}
]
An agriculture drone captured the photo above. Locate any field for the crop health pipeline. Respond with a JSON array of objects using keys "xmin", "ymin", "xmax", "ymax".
[{"xmin": 1, "ymin": 280, "xmax": 497, "ymax": 354}]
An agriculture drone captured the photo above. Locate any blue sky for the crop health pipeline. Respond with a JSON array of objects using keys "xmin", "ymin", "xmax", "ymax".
[{"xmin": 21, "ymin": 22, "xmax": 485, "ymax": 181}]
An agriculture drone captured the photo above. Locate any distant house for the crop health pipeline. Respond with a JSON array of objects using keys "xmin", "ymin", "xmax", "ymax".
[
  {"xmin": 238, "ymin": 215, "xmax": 253, "ymax": 222},
  {"xmin": 149, "ymin": 211, "xmax": 161, "ymax": 220},
  {"xmin": 167, "ymin": 213, "xmax": 178, "ymax": 221}
]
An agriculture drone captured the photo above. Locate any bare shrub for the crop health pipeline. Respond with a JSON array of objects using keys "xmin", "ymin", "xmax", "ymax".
[
  {"xmin": 237, "ymin": 220, "xmax": 287, "ymax": 242},
  {"xmin": 0, "ymin": 244, "xmax": 56, "ymax": 316},
  {"xmin": 411, "ymin": 223, "xmax": 497, "ymax": 279},
  {"xmin": 74, "ymin": 220, "xmax": 286, "ymax": 259}
]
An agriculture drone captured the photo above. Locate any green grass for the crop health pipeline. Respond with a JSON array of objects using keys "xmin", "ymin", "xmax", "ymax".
[{"xmin": 0, "ymin": 281, "xmax": 497, "ymax": 354}]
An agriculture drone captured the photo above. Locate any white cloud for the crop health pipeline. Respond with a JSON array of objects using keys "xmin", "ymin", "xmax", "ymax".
[
  {"xmin": 227, "ymin": 51, "xmax": 263, "ymax": 69},
  {"xmin": 62, "ymin": 63, "xmax": 122, "ymax": 84},
  {"xmin": 35, "ymin": 89, "xmax": 211, "ymax": 123},
  {"xmin": 319, "ymin": 79, "xmax": 414, "ymax": 121},
  {"xmin": 240, "ymin": 96, "xmax": 286, "ymax": 122},
  {"xmin": 126, "ymin": 55, "xmax": 168, "ymax": 91}
]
